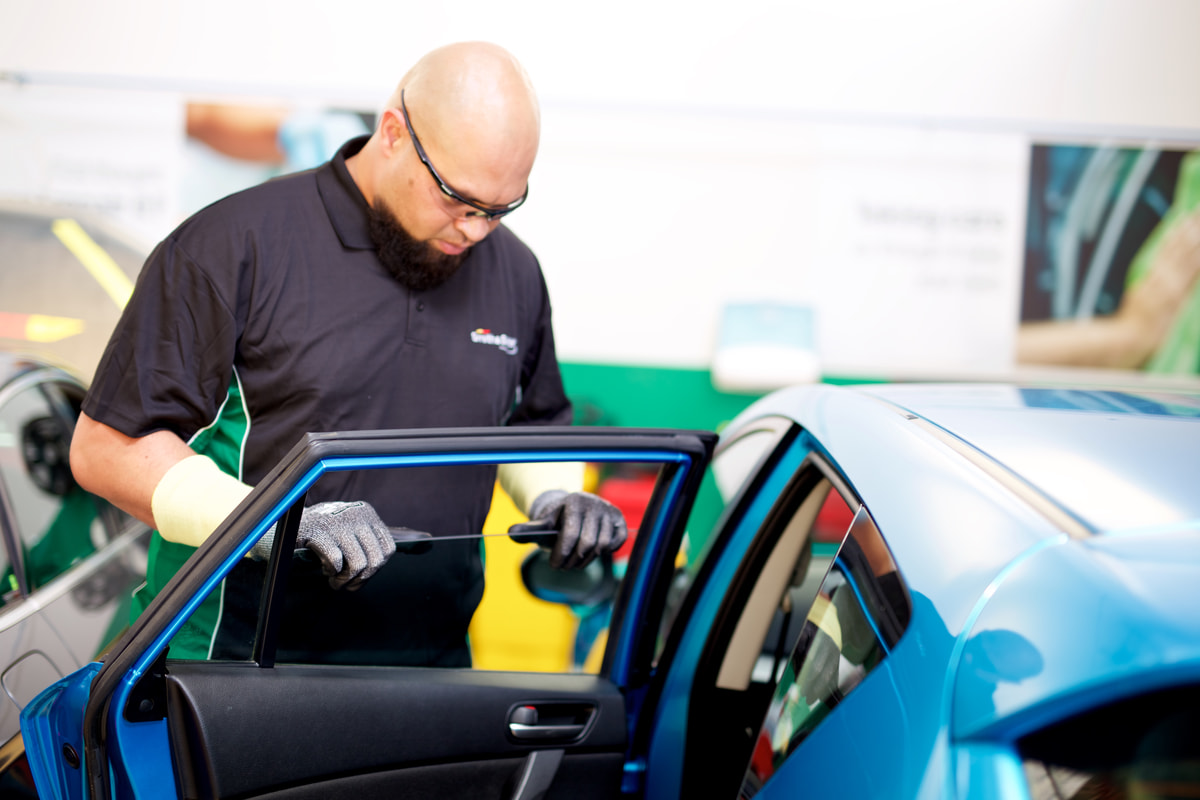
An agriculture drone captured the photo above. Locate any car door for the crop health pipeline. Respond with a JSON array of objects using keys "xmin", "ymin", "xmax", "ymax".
[{"xmin": 22, "ymin": 426, "xmax": 715, "ymax": 800}]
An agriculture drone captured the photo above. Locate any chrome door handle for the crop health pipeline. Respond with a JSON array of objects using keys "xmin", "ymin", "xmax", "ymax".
[
  {"xmin": 508, "ymin": 722, "xmax": 586, "ymax": 740},
  {"xmin": 506, "ymin": 703, "xmax": 594, "ymax": 742}
]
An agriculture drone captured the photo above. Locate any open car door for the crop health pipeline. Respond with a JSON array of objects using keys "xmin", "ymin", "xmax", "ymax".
[{"xmin": 20, "ymin": 426, "xmax": 715, "ymax": 800}]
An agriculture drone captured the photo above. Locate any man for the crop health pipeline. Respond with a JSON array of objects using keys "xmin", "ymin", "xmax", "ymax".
[{"xmin": 70, "ymin": 42, "xmax": 625, "ymax": 666}]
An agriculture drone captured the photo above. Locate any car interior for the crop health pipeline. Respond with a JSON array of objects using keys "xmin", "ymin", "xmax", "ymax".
[{"xmin": 1018, "ymin": 683, "xmax": 1200, "ymax": 800}]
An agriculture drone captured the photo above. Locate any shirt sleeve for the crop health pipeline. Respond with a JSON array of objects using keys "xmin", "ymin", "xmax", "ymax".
[{"xmin": 82, "ymin": 232, "xmax": 240, "ymax": 442}]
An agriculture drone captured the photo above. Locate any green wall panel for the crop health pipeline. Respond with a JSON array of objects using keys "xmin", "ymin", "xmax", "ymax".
[{"xmin": 561, "ymin": 362, "xmax": 762, "ymax": 433}]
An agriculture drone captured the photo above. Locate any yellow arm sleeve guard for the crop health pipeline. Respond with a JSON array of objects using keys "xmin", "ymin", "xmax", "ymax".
[{"xmin": 151, "ymin": 454, "xmax": 253, "ymax": 548}]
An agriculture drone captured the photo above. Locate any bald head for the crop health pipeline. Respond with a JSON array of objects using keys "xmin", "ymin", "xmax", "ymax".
[
  {"xmin": 388, "ymin": 42, "xmax": 540, "ymax": 181},
  {"xmin": 347, "ymin": 42, "xmax": 538, "ymax": 250}
]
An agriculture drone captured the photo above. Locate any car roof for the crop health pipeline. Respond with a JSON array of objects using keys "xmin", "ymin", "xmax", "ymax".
[{"xmin": 859, "ymin": 382, "xmax": 1200, "ymax": 535}]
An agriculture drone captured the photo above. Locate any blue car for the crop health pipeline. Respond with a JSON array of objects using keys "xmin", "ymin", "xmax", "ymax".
[{"xmin": 20, "ymin": 382, "xmax": 1200, "ymax": 799}]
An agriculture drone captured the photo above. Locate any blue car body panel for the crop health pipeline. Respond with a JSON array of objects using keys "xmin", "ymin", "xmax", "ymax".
[
  {"xmin": 674, "ymin": 382, "xmax": 1200, "ymax": 799},
  {"xmin": 955, "ymin": 529, "xmax": 1200, "ymax": 740},
  {"xmin": 21, "ymin": 663, "xmax": 99, "ymax": 800}
]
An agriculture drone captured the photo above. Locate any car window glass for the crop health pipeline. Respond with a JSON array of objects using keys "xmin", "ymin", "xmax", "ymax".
[
  {"xmin": 671, "ymin": 453, "xmax": 863, "ymax": 800},
  {"xmin": 0, "ymin": 380, "xmax": 102, "ymax": 593},
  {"xmin": 167, "ymin": 457, "xmax": 665, "ymax": 673},
  {"xmin": 740, "ymin": 505, "xmax": 911, "ymax": 796},
  {"xmin": 716, "ymin": 477, "xmax": 852, "ymax": 693},
  {"xmin": 711, "ymin": 420, "xmax": 793, "ymax": 504}
]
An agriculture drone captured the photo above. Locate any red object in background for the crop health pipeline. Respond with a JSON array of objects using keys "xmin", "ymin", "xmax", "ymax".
[
  {"xmin": 0, "ymin": 312, "xmax": 31, "ymax": 339},
  {"xmin": 596, "ymin": 472, "xmax": 658, "ymax": 559},
  {"xmin": 748, "ymin": 728, "xmax": 776, "ymax": 788},
  {"xmin": 597, "ymin": 470, "xmax": 855, "ymax": 559},
  {"xmin": 813, "ymin": 490, "xmax": 854, "ymax": 543}
]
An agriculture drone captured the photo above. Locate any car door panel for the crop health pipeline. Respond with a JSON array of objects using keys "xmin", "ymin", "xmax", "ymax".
[
  {"xmin": 241, "ymin": 757, "xmax": 627, "ymax": 800},
  {"xmin": 162, "ymin": 663, "xmax": 626, "ymax": 799},
  {"xmin": 20, "ymin": 428, "xmax": 716, "ymax": 800},
  {"xmin": 245, "ymin": 759, "xmax": 527, "ymax": 800}
]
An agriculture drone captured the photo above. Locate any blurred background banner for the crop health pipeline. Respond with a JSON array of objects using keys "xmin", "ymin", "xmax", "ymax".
[
  {"xmin": 1019, "ymin": 144, "xmax": 1200, "ymax": 376},
  {"xmin": 0, "ymin": 84, "xmax": 182, "ymax": 249},
  {"xmin": 806, "ymin": 127, "xmax": 1028, "ymax": 378}
]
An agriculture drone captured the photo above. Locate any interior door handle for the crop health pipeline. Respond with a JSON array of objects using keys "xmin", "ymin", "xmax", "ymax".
[
  {"xmin": 507, "ymin": 704, "xmax": 593, "ymax": 742},
  {"xmin": 508, "ymin": 722, "xmax": 587, "ymax": 740}
]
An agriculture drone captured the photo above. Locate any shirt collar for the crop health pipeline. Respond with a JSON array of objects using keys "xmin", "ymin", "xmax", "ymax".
[{"xmin": 316, "ymin": 135, "xmax": 374, "ymax": 250}]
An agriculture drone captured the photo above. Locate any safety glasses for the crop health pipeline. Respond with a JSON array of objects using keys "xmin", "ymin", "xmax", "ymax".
[{"xmin": 399, "ymin": 89, "xmax": 528, "ymax": 220}]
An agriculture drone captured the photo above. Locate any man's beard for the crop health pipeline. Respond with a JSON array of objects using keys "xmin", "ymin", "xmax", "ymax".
[{"xmin": 367, "ymin": 200, "xmax": 468, "ymax": 292}]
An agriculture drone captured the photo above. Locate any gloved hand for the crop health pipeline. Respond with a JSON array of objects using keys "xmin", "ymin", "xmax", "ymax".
[
  {"xmin": 251, "ymin": 500, "xmax": 396, "ymax": 590},
  {"xmin": 520, "ymin": 490, "xmax": 628, "ymax": 569}
]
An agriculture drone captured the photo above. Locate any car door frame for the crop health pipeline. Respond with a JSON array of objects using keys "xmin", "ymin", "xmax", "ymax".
[
  {"xmin": 27, "ymin": 426, "xmax": 716, "ymax": 799},
  {"xmin": 634, "ymin": 418, "xmax": 874, "ymax": 798}
]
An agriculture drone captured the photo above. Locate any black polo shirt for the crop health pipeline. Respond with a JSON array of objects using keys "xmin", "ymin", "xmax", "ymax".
[{"xmin": 85, "ymin": 136, "xmax": 571, "ymax": 664}]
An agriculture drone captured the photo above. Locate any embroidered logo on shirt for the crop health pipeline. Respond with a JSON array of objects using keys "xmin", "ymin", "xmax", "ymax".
[{"xmin": 470, "ymin": 328, "xmax": 519, "ymax": 355}]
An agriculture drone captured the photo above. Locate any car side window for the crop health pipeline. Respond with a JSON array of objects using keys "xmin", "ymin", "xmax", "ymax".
[
  {"xmin": 0, "ymin": 380, "xmax": 101, "ymax": 595},
  {"xmin": 715, "ymin": 479, "xmax": 852, "ymax": 694},
  {"xmin": 740, "ymin": 505, "xmax": 911, "ymax": 795},
  {"xmin": 168, "ymin": 456, "xmax": 684, "ymax": 673},
  {"xmin": 675, "ymin": 450, "xmax": 866, "ymax": 800}
]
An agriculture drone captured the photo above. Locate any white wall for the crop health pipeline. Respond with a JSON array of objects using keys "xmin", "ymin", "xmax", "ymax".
[
  {"xmin": 4, "ymin": 0, "xmax": 1199, "ymax": 378},
  {"xmin": 5, "ymin": 0, "xmax": 1199, "ymax": 130}
]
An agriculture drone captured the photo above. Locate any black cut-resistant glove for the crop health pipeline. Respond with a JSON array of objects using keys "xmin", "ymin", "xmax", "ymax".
[
  {"xmin": 251, "ymin": 501, "xmax": 397, "ymax": 590},
  {"xmin": 518, "ymin": 490, "xmax": 628, "ymax": 569}
]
